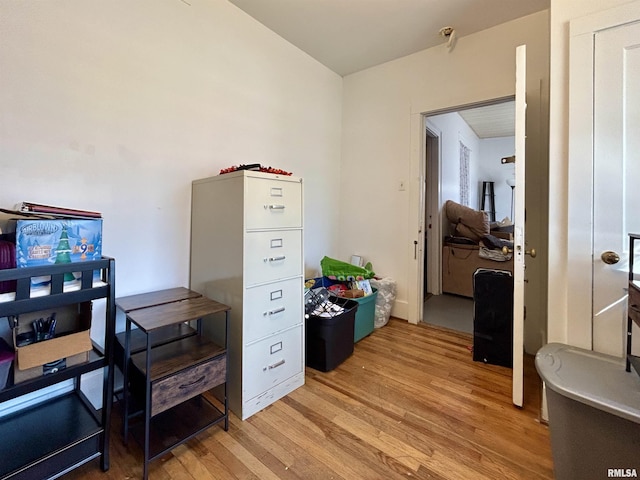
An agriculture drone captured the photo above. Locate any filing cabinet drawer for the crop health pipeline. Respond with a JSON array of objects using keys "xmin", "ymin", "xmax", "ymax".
[
  {"xmin": 245, "ymin": 230, "xmax": 302, "ymax": 285},
  {"xmin": 151, "ymin": 355, "xmax": 226, "ymax": 417},
  {"xmin": 245, "ymin": 177, "xmax": 302, "ymax": 229},
  {"xmin": 243, "ymin": 326, "xmax": 303, "ymax": 401},
  {"xmin": 244, "ymin": 278, "xmax": 303, "ymax": 344}
]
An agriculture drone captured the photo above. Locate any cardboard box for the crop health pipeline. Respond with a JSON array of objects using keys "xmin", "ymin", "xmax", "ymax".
[
  {"xmin": 442, "ymin": 243, "xmax": 513, "ymax": 298},
  {"xmin": 342, "ymin": 289, "xmax": 365, "ymax": 298},
  {"xmin": 12, "ymin": 302, "xmax": 92, "ymax": 372},
  {"xmin": 8, "ymin": 217, "xmax": 102, "ymax": 285},
  {"xmin": 13, "ymin": 351, "xmax": 89, "ymax": 384}
]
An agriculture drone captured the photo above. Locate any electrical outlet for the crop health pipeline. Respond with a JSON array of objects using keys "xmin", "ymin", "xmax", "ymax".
[{"xmin": 398, "ymin": 180, "xmax": 406, "ymax": 191}]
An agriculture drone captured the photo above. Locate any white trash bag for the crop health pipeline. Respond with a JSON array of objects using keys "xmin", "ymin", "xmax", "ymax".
[{"xmin": 369, "ymin": 277, "xmax": 397, "ymax": 328}]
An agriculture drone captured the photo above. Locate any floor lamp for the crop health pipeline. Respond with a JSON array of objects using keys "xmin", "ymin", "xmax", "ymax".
[{"xmin": 506, "ymin": 178, "xmax": 516, "ymax": 220}]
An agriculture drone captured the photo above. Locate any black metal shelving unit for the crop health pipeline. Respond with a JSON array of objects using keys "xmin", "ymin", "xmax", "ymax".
[
  {"xmin": 480, "ymin": 181, "xmax": 496, "ymax": 222},
  {"xmin": 627, "ymin": 234, "xmax": 640, "ymax": 375},
  {"xmin": 0, "ymin": 257, "xmax": 115, "ymax": 480}
]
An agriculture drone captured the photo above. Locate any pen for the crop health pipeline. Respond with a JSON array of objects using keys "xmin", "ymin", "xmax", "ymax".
[{"xmin": 48, "ymin": 314, "xmax": 57, "ymax": 339}]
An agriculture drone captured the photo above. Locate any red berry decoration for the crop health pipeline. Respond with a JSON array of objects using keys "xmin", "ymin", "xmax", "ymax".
[
  {"xmin": 220, "ymin": 164, "xmax": 292, "ymax": 176},
  {"xmin": 259, "ymin": 166, "xmax": 292, "ymax": 176}
]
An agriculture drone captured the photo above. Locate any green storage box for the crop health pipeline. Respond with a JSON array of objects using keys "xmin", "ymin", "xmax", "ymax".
[{"xmin": 352, "ymin": 288, "xmax": 377, "ymax": 342}]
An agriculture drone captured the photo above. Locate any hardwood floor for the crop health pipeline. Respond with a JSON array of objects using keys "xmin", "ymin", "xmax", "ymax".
[{"xmin": 67, "ymin": 318, "xmax": 553, "ymax": 480}]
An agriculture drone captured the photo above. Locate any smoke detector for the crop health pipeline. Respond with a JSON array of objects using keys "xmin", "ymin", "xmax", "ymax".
[
  {"xmin": 439, "ymin": 26, "xmax": 454, "ymax": 37},
  {"xmin": 439, "ymin": 26, "xmax": 457, "ymax": 49}
]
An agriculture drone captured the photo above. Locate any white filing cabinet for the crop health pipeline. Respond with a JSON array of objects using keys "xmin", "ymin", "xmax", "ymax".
[{"xmin": 190, "ymin": 170, "xmax": 304, "ymax": 420}]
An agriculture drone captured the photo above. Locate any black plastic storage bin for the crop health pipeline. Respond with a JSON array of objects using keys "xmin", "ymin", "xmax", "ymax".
[{"xmin": 305, "ymin": 294, "xmax": 358, "ymax": 372}]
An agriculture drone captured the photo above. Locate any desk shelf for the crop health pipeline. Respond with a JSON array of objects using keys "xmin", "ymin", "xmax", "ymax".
[{"xmin": 130, "ymin": 394, "xmax": 226, "ymax": 461}]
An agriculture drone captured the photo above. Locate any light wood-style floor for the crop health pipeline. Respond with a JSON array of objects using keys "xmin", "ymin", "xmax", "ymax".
[{"xmin": 67, "ymin": 318, "xmax": 554, "ymax": 480}]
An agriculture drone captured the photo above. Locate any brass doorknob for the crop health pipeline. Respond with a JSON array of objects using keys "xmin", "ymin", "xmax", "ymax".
[
  {"xmin": 601, "ymin": 251, "xmax": 620, "ymax": 265},
  {"xmin": 502, "ymin": 246, "xmax": 537, "ymax": 258}
]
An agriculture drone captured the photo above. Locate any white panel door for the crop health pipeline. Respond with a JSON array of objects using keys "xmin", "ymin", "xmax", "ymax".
[
  {"xmin": 593, "ymin": 21, "xmax": 640, "ymax": 357},
  {"xmin": 512, "ymin": 45, "xmax": 527, "ymax": 408}
]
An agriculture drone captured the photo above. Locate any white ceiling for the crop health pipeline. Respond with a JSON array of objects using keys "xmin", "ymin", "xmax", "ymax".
[
  {"xmin": 227, "ymin": 0, "xmax": 536, "ymax": 138},
  {"xmin": 227, "ymin": 0, "xmax": 549, "ymax": 77},
  {"xmin": 458, "ymin": 101, "xmax": 515, "ymax": 138}
]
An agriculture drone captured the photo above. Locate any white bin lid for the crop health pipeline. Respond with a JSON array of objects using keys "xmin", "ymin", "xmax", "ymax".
[{"xmin": 535, "ymin": 343, "xmax": 640, "ymax": 424}]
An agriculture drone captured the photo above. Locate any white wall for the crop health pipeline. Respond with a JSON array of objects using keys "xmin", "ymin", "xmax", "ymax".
[
  {"xmin": 478, "ymin": 137, "xmax": 516, "ymax": 222},
  {"xmin": 426, "ymin": 113, "xmax": 515, "ymax": 225},
  {"xmin": 426, "ymin": 113, "xmax": 515, "ymax": 224},
  {"xmin": 0, "ymin": 1, "xmax": 561, "ymax": 366},
  {"xmin": 426, "ymin": 112, "xmax": 481, "ymax": 235},
  {"xmin": 0, "ymin": 0, "xmax": 343, "ymax": 302},
  {"xmin": 340, "ymin": 11, "xmax": 549, "ymax": 353},
  {"xmin": 547, "ymin": 0, "xmax": 635, "ymax": 345},
  {"xmin": 0, "ymin": 0, "xmax": 343, "ymax": 414}
]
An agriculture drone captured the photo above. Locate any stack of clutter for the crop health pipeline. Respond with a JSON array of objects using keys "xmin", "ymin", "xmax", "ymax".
[
  {"xmin": 307, "ymin": 264, "xmax": 378, "ymax": 342},
  {"xmin": 304, "ymin": 287, "xmax": 347, "ymax": 319}
]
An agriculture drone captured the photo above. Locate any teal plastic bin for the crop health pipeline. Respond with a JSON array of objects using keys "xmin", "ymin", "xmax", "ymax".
[{"xmin": 352, "ymin": 288, "xmax": 377, "ymax": 342}]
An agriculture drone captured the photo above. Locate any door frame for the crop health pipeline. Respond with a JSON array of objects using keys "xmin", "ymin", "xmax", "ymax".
[
  {"xmin": 567, "ymin": 0, "xmax": 640, "ymax": 350},
  {"xmin": 407, "ymin": 96, "xmax": 515, "ymax": 325},
  {"xmin": 425, "ymin": 121, "xmax": 442, "ymax": 299}
]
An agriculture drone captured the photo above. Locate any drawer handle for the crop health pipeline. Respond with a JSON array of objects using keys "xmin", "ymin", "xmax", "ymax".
[
  {"xmin": 266, "ymin": 255, "xmax": 286, "ymax": 262},
  {"xmin": 179, "ymin": 376, "xmax": 205, "ymax": 390},
  {"xmin": 268, "ymin": 307, "xmax": 285, "ymax": 315},
  {"xmin": 265, "ymin": 204, "xmax": 285, "ymax": 210},
  {"xmin": 630, "ymin": 304, "xmax": 640, "ymax": 314},
  {"xmin": 268, "ymin": 359, "xmax": 285, "ymax": 370}
]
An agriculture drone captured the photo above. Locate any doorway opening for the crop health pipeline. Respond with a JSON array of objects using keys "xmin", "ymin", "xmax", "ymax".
[{"xmin": 421, "ymin": 98, "xmax": 516, "ymax": 334}]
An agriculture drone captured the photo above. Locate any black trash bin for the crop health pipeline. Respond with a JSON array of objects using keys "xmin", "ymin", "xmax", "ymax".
[{"xmin": 305, "ymin": 288, "xmax": 358, "ymax": 372}]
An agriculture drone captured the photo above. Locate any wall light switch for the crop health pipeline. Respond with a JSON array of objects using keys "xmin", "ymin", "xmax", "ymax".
[{"xmin": 398, "ymin": 180, "xmax": 406, "ymax": 191}]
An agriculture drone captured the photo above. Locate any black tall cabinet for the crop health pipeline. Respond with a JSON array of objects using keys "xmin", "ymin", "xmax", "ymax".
[{"xmin": 473, "ymin": 268, "xmax": 514, "ymax": 367}]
